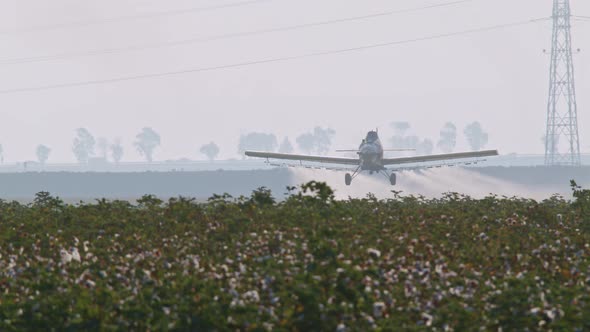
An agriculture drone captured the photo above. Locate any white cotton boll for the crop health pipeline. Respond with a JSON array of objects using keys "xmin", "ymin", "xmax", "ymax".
[
  {"xmin": 422, "ymin": 313, "xmax": 433, "ymax": 327},
  {"xmin": 545, "ymin": 309, "xmax": 557, "ymax": 321},
  {"xmin": 367, "ymin": 248, "xmax": 381, "ymax": 258},
  {"xmin": 192, "ymin": 257, "xmax": 200, "ymax": 269},
  {"xmin": 242, "ymin": 290, "xmax": 260, "ymax": 303},
  {"xmin": 373, "ymin": 302, "xmax": 385, "ymax": 318},
  {"xmin": 70, "ymin": 248, "xmax": 81, "ymax": 262},
  {"xmin": 60, "ymin": 249, "xmax": 72, "ymax": 264}
]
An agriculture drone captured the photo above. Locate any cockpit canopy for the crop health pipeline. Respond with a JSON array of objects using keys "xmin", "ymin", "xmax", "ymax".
[{"xmin": 366, "ymin": 131, "xmax": 379, "ymax": 143}]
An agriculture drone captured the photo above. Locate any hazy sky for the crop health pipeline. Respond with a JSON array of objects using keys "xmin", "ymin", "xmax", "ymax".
[{"xmin": 0, "ymin": 0, "xmax": 589, "ymax": 162}]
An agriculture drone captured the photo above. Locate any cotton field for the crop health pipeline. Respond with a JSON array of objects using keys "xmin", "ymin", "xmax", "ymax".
[{"xmin": 0, "ymin": 183, "xmax": 589, "ymax": 331}]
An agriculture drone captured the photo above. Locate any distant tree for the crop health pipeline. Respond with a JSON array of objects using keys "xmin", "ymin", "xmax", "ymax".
[
  {"xmin": 296, "ymin": 127, "xmax": 336, "ymax": 155},
  {"xmin": 416, "ymin": 139, "xmax": 434, "ymax": 155},
  {"xmin": 437, "ymin": 122, "xmax": 457, "ymax": 153},
  {"xmin": 200, "ymin": 142, "xmax": 220, "ymax": 161},
  {"xmin": 72, "ymin": 128, "xmax": 95, "ymax": 164},
  {"xmin": 110, "ymin": 138, "xmax": 124, "ymax": 164},
  {"xmin": 390, "ymin": 122, "xmax": 413, "ymax": 150},
  {"xmin": 238, "ymin": 133, "xmax": 278, "ymax": 156},
  {"xmin": 135, "ymin": 127, "xmax": 161, "ymax": 162},
  {"xmin": 391, "ymin": 122, "xmax": 411, "ymax": 137},
  {"xmin": 313, "ymin": 127, "xmax": 336, "ymax": 155},
  {"xmin": 295, "ymin": 133, "xmax": 315, "ymax": 154},
  {"xmin": 389, "ymin": 121, "xmax": 419, "ymax": 150},
  {"xmin": 36, "ymin": 145, "xmax": 51, "ymax": 164},
  {"xmin": 392, "ymin": 135, "xmax": 421, "ymax": 150},
  {"xmin": 278, "ymin": 137, "xmax": 294, "ymax": 154},
  {"xmin": 389, "ymin": 123, "xmax": 434, "ymax": 155},
  {"xmin": 97, "ymin": 137, "xmax": 109, "ymax": 160},
  {"xmin": 464, "ymin": 122, "xmax": 489, "ymax": 151}
]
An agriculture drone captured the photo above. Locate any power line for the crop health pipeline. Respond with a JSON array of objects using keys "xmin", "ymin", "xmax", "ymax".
[
  {"xmin": 0, "ymin": 0, "xmax": 273, "ymax": 35},
  {"xmin": 0, "ymin": 17, "xmax": 549, "ymax": 95},
  {"xmin": 0, "ymin": 0, "xmax": 476, "ymax": 65},
  {"xmin": 571, "ymin": 15, "xmax": 590, "ymax": 20}
]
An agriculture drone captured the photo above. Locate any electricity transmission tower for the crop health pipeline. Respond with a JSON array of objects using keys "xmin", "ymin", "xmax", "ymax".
[{"xmin": 544, "ymin": 0, "xmax": 581, "ymax": 166}]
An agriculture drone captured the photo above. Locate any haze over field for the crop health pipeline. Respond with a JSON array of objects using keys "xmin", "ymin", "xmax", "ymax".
[{"xmin": 0, "ymin": 0, "xmax": 588, "ymax": 163}]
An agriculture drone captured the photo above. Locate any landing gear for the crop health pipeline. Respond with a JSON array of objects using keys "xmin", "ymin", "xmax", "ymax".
[
  {"xmin": 389, "ymin": 173, "xmax": 396, "ymax": 186},
  {"xmin": 346, "ymin": 168, "xmax": 397, "ymax": 186},
  {"xmin": 345, "ymin": 166, "xmax": 361, "ymax": 186},
  {"xmin": 378, "ymin": 170, "xmax": 397, "ymax": 186}
]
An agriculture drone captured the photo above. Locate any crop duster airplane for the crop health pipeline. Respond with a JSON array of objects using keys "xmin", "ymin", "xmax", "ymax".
[{"xmin": 245, "ymin": 130, "xmax": 498, "ymax": 186}]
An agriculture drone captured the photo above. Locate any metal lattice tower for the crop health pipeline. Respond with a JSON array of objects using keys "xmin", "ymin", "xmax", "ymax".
[{"xmin": 545, "ymin": 0, "xmax": 581, "ymax": 166}]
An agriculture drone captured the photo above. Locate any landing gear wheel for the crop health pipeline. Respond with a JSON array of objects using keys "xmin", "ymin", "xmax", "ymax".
[
  {"xmin": 389, "ymin": 173, "xmax": 397, "ymax": 186},
  {"xmin": 345, "ymin": 173, "xmax": 352, "ymax": 186}
]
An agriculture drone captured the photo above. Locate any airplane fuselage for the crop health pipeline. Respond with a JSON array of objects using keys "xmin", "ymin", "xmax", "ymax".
[{"xmin": 357, "ymin": 131, "xmax": 385, "ymax": 172}]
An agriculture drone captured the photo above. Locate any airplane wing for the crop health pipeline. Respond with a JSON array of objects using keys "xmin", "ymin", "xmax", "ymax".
[
  {"xmin": 382, "ymin": 150, "xmax": 498, "ymax": 166},
  {"xmin": 245, "ymin": 151, "xmax": 359, "ymax": 166}
]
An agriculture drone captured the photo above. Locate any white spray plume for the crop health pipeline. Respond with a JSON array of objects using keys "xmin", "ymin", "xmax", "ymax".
[{"xmin": 289, "ymin": 167, "xmax": 562, "ymax": 201}]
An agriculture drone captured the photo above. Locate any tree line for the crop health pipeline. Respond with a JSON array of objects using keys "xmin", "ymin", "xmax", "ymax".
[
  {"xmin": 390, "ymin": 121, "xmax": 489, "ymax": 155},
  {"xmin": 0, "ymin": 122, "xmax": 489, "ymax": 165},
  {"xmin": 9, "ymin": 127, "xmax": 162, "ymax": 166}
]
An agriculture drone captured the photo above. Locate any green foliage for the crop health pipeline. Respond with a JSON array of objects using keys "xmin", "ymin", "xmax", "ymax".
[
  {"xmin": 33, "ymin": 191, "xmax": 64, "ymax": 209},
  {"xmin": 248, "ymin": 187, "xmax": 276, "ymax": 207},
  {"xmin": 136, "ymin": 194, "xmax": 163, "ymax": 209},
  {"xmin": 299, "ymin": 181, "xmax": 335, "ymax": 203},
  {"xmin": 0, "ymin": 181, "xmax": 589, "ymax": 331},
  {"xmin": 571, "ymin": 180, "xmax": 590, "ymax": 222}
]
